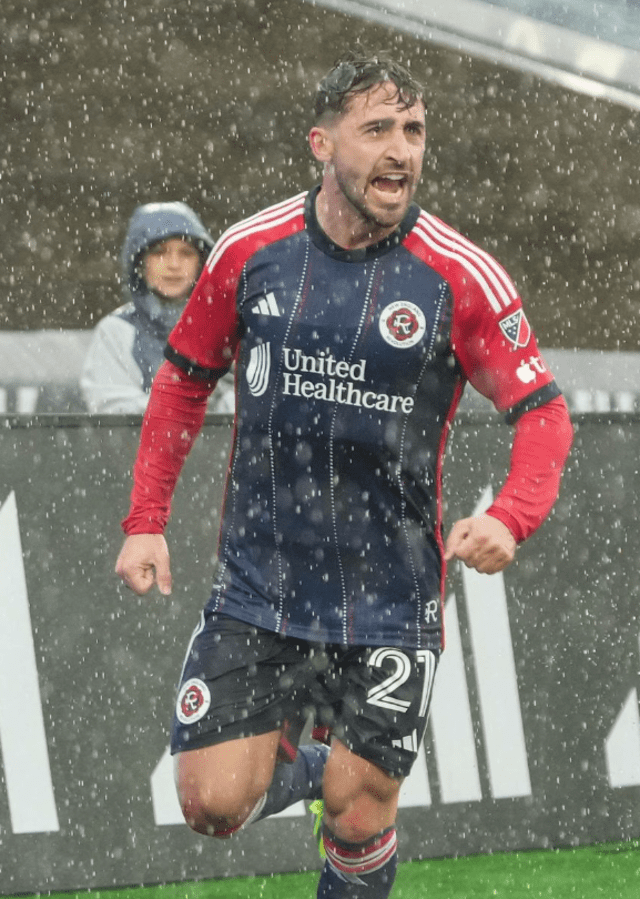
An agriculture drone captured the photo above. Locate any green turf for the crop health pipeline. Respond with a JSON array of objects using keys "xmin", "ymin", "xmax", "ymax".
[{"xmin": 10, "ymin": 842, "xmax": 640, "ymax": 899}]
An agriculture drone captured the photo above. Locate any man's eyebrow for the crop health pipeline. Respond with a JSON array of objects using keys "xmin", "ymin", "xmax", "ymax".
[
  {"xmin": 359, "ymin": 116, "xmax": 425, "ymax": 131},
  {"xmin": 359, "ymin": 116, "xmax": 393, "ymax": 129}
]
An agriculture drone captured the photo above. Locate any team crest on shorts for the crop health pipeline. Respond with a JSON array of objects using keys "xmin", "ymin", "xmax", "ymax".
[
  {"xmin": 499, "ymin": 309, "xmax": 531, "ymax": 349},
  {"xmin": 379, "ymin": 301, "xmax": 426, "ymax": 348},
  {"xmin": 176, "ymin": 678, "xmax": 211, "ymax": 725}
]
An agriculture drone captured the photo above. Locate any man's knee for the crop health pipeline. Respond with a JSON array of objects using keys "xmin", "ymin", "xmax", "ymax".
[
  {"xmin": 322, "ymin": 743, "xmax": 401, "ymax": 843},
  {"xmin": 178, "ymin": 778, "xmax": 250, "ymax": 836},
  {"xmin": 175, "ymin": 742, "xmax": 276, "ymax": 837},
  {"xmin": 177, "ymin": 773, "xmax": 265, "ymax": 837}
]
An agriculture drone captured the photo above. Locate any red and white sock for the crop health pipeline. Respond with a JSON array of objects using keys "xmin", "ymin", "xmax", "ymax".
[{"xmin": 319, "ymin": 825, "xmax": 398, "ymax": 897}]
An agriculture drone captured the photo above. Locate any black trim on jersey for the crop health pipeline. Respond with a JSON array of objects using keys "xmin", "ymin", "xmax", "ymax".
[
  {"xmin": 164, "ymin": 343, "xmax": 230, "ymax": 381},
  {"xmin": 305, "ymin": 185, "xmax": 420, "ymax": 262},
  {"xmin": 505, "ymin": 380, "xmax": 562, "ymax": 425}
]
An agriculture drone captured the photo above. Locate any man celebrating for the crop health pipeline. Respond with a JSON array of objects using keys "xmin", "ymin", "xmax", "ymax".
[{"xmin": 116, "ymin": 50, "xmax": 572, "ymax": 898}]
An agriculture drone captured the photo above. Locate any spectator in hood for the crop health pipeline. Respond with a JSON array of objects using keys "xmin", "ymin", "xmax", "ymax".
[{"xmin": 81, "ymin": 201, "xmax": 234, "ymax": 414}]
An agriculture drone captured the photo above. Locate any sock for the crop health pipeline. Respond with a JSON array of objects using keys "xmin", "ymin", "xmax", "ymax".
[
  {"xmin": 248, "ymin": 743, "xmax": 329, "ymax": 824},
  {"xmin": 317, "ymin": 825, "xmax": 398, "ymax": 898}
]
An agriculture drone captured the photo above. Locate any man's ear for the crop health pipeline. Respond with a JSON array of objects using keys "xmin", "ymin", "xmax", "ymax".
[{"xmin": 309, "ymin": 126, "xmax": 333, "ymax": 163}]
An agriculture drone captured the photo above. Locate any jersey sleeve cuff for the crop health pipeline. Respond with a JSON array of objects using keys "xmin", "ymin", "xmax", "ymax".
[
  {"xmin": 504, "ymin": 381, "xmax": 562, "ymax": 425},
  {"xmin": 484, "ymin": 506, "xmax": 524, "ymax": 544},
  {"xmin": 164, "ymin": 343, "xmax": 231, "ymax": 381},
  {"xmin": 121, "ymin": 510, "xmax": 167, "ymax": 536}
]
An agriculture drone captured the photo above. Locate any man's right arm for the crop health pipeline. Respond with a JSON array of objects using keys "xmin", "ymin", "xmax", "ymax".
[{"xmin": 116, "ymin": 360, "xmax": 215, "ymax": 595}]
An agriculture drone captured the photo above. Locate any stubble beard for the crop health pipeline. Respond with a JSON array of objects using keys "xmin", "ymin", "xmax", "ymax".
[{"xmin": 334, "ymin": 167, "xmax": 410, "ymax": 234}]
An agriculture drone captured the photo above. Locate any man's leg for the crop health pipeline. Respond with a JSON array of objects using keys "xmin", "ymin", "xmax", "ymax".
[
  {"xmin": 175, "ymin": 730, "xmax": 281, "ymax": 836},
  {"xmin": 311, "ymin": 644, "xmax": 439, "ymax": 897},
  {"xmin": 316, "ymin": 739, "xmax": 401, "ymax": 898},
  {"xmin": 251, "ymin": 742, "xmax": 329, "ymax": 822},
  {"xmin": 248, "ymin": 716, "xmax": 329, "ymax": 821},
  {"xmin": 173, "ymin": 613, "xmax": 332, "ymax": 836},
  {"xmin": 176, "ymin": 730, "xmax": 329, "ymax": 837}
]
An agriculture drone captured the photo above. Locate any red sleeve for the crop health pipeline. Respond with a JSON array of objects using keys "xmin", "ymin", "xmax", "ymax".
[
  {"xmin": 404, "ymin": 213, "xmax": 556, "ymax": 415},
  {"xmin": 167, "ymin": 198, "xmax": 305, "ymax": 376},
  {"xmin": 452, "ymin": 295, "xmax": 557, "ymax": 415},
  {"xmin": 121, "ymin": 361, "xmax": 215, "ymax": 535},
  {"xmin": 167, "ymin": 236, "xmax": 244, "ymax": 376},
  {"xmin": 485, "ymin": 395, "xmax": 573, "ymax": 543}
]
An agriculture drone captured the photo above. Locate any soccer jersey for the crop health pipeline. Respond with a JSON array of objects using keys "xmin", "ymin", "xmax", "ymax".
[{"xmin": 166, "ymin": 187, "xmax": 560, "ymax": 650}]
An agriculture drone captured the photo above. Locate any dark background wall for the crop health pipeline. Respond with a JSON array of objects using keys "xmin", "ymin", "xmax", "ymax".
[
  {"xmin": 2, "ymin": 0, "xmax": 639, "ymax": 349},
  {"xmin": 1, "ymin": 413, "xmax": 640, "ymax": 892}
]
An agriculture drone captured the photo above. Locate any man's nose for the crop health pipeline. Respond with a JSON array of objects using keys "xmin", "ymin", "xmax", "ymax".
[{"xmin": 385, "ymin": 128, "xmax": 411, "ymax": 163}]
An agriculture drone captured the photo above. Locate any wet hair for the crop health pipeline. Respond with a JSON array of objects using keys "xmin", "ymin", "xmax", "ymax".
[{"xmin": 313, "ymin": 49, "xmax": 425, "ymax": 121}]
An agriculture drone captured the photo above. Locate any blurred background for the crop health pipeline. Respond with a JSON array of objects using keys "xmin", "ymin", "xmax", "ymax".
[
  {"xmin": 3, "ymin": 5, "xmax": 640, "ymax": 890},
  {"xmin": 1, "ymin": 0, "xmax": 640, "ymax": 409}
]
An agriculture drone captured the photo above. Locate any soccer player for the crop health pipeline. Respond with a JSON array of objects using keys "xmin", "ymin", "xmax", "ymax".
[{"xmin": 116, "ymin": 50, "xmax": 573, "ymax": 898}]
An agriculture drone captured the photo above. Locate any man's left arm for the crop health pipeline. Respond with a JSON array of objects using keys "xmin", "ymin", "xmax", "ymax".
[{"xmin": 445, "ymin": 394, "xmax": 572, "ymax": 573}]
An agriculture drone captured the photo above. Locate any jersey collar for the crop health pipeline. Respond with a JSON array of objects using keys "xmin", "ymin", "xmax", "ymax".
[{"xmin": 304, "ymin": 184, "xmax": 420, "ymax": 262}]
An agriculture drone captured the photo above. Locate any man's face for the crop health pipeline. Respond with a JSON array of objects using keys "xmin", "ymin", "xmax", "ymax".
[
  {"xmin": 143, "ymin": 237, "xmax": 201, "ymax": 302},
  {"xmin": 320, "ymin": 82, "xmax": 426, "ymax": 231}
]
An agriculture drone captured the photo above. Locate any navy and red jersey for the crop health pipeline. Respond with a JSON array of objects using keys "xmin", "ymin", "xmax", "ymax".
[{"xmin": 164, "ymin": 186, "xmax": 561, "ymax": 651}]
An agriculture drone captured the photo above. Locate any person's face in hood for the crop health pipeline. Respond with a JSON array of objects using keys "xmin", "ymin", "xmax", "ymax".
[{"xmin": 142, "ymin": 237, "xmax": 201, "ymax": 303}]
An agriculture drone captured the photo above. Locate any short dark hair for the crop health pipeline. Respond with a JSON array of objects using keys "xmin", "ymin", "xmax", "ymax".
[{"xmin": 314, "ymin": 49, "xmax": 425, "ymax": 121}]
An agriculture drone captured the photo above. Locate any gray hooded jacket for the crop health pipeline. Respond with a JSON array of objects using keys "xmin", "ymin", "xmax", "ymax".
[{"xmin": 81, "ymin": 202, "xmax": 233, "ymax": 413}]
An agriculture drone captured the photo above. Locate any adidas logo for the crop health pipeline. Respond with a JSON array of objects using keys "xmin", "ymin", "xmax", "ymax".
[{"xmin": 252, "ymin": 292, "xmax": 280, "ymax": 317}]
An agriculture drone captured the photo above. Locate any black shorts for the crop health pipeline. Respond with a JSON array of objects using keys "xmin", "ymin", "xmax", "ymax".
[{"xmin": 171, "ymin": 611, "xmax": 439, "ymax": 779}]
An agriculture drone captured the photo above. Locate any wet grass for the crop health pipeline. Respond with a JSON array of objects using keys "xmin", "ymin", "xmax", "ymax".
[{"xmin": 11, "ymin": 841, "xmax": 640, "ymax": 899}]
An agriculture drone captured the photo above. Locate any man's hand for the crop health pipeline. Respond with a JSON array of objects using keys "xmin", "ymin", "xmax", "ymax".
[
  {"xmin": 115, "ymin": 533, "xmax": 172, "ymax": 596},
  {"xmin": 444, "ymin": 514, "xmax": 516, "ymax": 575}
]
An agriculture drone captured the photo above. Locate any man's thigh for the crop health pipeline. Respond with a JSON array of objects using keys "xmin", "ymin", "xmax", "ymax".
[
  {"xmin": 316, "ymin": 644, "xmax": 439, "ymax": 779},
  {"xmin": 175, "ymin": 730, "xmax": 282, "ymax": 834},
  {"xmin": 171, "ymin": 610, "xmax": 316, "ymax": 754}
]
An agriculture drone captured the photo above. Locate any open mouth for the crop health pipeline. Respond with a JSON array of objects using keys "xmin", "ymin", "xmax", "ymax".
[{"xmin": 372, "ymin": 174, "xmax": 408, "ymax": 193}]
